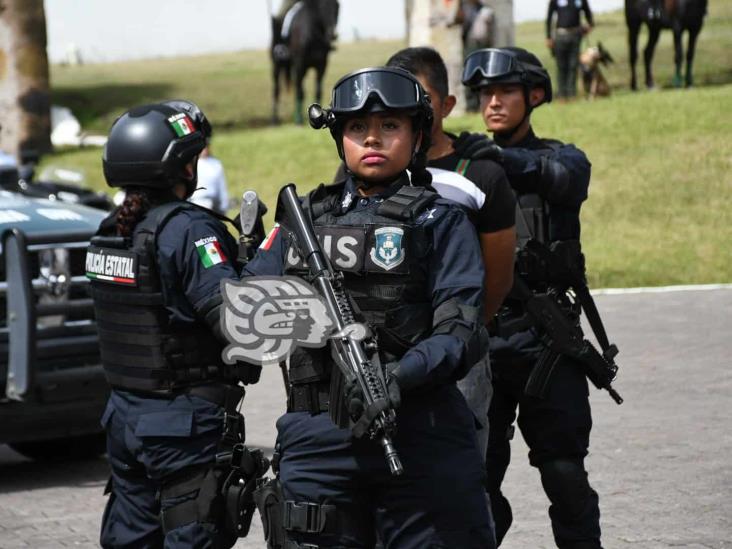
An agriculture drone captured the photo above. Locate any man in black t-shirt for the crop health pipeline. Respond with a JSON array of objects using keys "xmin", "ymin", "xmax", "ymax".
[{"xmin": 386, "ymin": 47, "xmax": 517, "ymax": 462}]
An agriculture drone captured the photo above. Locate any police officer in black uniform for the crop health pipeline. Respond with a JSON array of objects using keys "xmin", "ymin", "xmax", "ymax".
[
  {"xmin": 88, "ymin": 100, "xmax": 262, "ymax": 548},
  {"xmin": 244, "ymin": 67, "xmax": 495, "ymax": 548},
  {"xmin": 457, "ymin": 48, "xmax": 603, "ymax": 549},
  {"xmin": 546, "ymin": 0, "xmax": 594, "ymax": 99}
]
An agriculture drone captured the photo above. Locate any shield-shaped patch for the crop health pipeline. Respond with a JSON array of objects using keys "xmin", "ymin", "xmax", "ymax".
[{"xmin": 370, "ymin": 227, "xmax": 405, "ymax": 271}]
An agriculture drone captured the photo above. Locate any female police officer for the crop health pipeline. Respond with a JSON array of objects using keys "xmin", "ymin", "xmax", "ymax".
[
  {"xmin": 243, "ymin": 67, "xmax": 495, "ymax": 548},
  {"xmin": 88, "ymin": 100, "xmax": 261, "ymax": 548}
]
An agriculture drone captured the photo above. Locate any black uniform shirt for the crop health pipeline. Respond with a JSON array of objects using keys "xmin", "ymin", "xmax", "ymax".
[
  {"xmin": 546, "ymin": 0, "xmax": 594, "ymax": 36},
  {"xmin": 428, "ymin": 150, "xmax": 516, "ymax": 233}
]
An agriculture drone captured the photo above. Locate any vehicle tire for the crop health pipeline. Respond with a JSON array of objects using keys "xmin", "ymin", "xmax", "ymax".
[{"xmin": 9, "ymin": 433, "xmax": 107, "ymax": 461}]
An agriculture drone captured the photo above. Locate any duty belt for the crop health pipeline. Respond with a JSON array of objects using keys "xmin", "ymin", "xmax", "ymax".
[{"xmin": 555, "ymin": 26, "xmax": 582, "ymax": 35}]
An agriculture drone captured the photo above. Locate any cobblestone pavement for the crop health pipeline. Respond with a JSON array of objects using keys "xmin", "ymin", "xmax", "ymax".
[{"xmin": 0, "ymin": 288, "xmax": 730, "ymax": 548}]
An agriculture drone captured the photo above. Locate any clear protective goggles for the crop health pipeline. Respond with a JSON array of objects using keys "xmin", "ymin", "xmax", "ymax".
[
  {"xmin": 461, "ymin": 49, "xmax": 520, "ymax": 87},
  {"xmin": 331, "ymin": 68, "xmax": 424, "ymax": 113}
]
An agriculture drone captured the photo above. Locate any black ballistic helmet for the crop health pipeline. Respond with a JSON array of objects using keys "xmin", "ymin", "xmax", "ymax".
[
  {"xmin": 102, "ymin": 100, "xmax": 211, "ymax": 191},
  {"xmin": 462, "ymin": 47, "xmax": 553, "ymax": 106},
  {"xmin": 308, "ymin": 67, "xmax": 434, "ymax": 161}
]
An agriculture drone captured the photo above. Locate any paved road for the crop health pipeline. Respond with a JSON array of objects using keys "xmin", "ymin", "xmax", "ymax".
[{"xmin": 1, "ymin": 288, "xmax": 730, "ymax": 548}]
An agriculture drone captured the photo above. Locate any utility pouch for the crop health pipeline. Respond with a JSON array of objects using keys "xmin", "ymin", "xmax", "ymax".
[{"xmin": 328, "ymin": 354, "xmax": 350, "ymax": 429}]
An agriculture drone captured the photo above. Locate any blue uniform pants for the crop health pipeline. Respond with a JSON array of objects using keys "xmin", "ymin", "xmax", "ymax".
[
  {"xmin": 99, "ymin": 389, "xmax": 231, "ymax": 549},
  {"xmin": 277, "ymin": 384, "xmax": 496, "ymax": 548}
]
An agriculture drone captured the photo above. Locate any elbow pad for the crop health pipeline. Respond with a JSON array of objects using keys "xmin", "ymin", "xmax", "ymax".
[
  {"xmin": 539, "ymin": 156, "xmax": 572, "ymax": 203},
  {"xmin": 432, "ymin": 298, "xmax": 483, "ymax": 370},
  {"xmin": 199, "ymin": 293, "xmax": 263, "ymax": 384}
]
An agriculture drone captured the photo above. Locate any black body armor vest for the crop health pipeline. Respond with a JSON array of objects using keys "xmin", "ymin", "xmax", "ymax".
[
  {"xmin": 283, "ymin": 183, "xmax": 437, "ymax": 390},
  {"xmin": 494, "ymin": 141, "xmax": 586, "ymax": 338},
  {"xmin": 87, "ymin": 202, "xmax": 234, "ymax": 395}
]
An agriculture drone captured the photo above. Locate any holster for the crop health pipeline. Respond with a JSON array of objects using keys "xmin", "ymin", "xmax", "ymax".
[{"xmin": 254, "ymin": 476, "xmax": 287, "ymax": 549}]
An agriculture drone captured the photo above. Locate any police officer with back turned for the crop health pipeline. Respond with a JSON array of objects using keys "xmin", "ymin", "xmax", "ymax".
[
  {"xmin": 88, "ymin": 100, "xmax": 264, "ymax": 548},
  {"xmin": 456, "ymin": 48, "xmax": 606, "ymax": 549}
]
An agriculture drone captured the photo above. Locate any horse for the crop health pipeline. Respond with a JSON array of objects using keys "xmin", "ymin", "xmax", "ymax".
[
  {"xmin": 625, "ymin": 0, "xmax": 708, "ymax": 90},
  {"xmin": 270, "ymin": 0, "xmax": 339, "ymax": 125}
]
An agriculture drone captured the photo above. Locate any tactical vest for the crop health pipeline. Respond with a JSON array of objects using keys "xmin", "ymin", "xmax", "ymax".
[
  {"xmin": 86, "ymin": 202, "xmax": 235, "ymax": 395},
  {"xmin": 485, "ymin": 141, "xmax": 585, "ymax": 338},
  {"xmin": 283, "ymin": 183, "xmax": 437, "ymax": 393}
]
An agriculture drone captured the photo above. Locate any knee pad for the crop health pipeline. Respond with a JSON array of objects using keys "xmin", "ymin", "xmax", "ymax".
[{"xmin": 538, "ymin": 459, "xmax": 594, "ymax": 517}]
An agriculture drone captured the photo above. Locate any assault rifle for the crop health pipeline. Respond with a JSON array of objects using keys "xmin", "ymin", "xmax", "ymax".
[
  {"xmin": 514, "ymin": 240, "xmax": 623, "ymax": 404},
  {"xmin": 278, "ymin": 184, "xmax": 403, "ymax": 476}
]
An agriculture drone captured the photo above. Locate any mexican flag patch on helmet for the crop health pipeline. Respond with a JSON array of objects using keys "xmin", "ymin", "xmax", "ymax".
[
  {"xmin": 168, "ymin": 113, "xmax": 195, "ymax": 137},
  {"xmin": 195, "ymin": 236, "xmax": 227, "ymax": 268}
]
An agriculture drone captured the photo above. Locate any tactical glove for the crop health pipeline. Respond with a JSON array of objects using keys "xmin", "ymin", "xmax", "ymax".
[
  {"xmin": 345, "ymin": 362, "xmax": 402, "ymax": 439},
  {"xmin": 453, "ymin": 131, "xmax": 504, "ymax": 164}
]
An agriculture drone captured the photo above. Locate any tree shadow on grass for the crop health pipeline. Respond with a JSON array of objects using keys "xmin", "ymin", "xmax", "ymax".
[{"xmin": 52, "ymin": 82, "xmax": 175, "ymax": 132}]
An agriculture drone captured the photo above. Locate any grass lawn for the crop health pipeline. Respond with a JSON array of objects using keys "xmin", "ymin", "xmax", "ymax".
[{"xmin": 44, "ymin": 4, "xmax": 732, "ymax": 288}]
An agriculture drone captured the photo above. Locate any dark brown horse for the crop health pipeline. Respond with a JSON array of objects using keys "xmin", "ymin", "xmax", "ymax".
[
  {"xmin": 625, "ymin": 0, "xmax": 707, "ymax": 90},
  {"xmin": 270, "ymin": 0, "xmax": 339, "ymax": 124}
]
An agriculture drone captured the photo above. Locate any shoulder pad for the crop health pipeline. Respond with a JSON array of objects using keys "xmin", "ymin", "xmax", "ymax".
[
  {"xmin": 376, "ymin": 185, "xmax": 437, "ymax": 221},
  {"xmin": 536, "ymin": 138, "xmax": 564, "ymax": 152}
]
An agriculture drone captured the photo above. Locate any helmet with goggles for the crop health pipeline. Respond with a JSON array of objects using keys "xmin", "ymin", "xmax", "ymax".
[
  {"xmin": 102, "ymin": 101, "xmax": 210, "ymax": 195},
  {"xmin": 308, "ymin": 66, "xmax": 434, "ymax": 160},
  {"xmin": 462, "ymin": 47, "xmax": 552, "ymax": 106}
]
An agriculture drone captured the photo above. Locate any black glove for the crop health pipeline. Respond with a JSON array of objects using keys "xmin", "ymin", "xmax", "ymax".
[
  {"xmin": 453, "ymin": 131, "xmax": 504, "ymax": 163},
  {"xmin": 345, "ymin": 362, "xmax": 401, "ymax": 439}
]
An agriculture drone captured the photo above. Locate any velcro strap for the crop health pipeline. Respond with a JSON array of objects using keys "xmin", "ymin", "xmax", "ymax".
[
  {"xmin": 282, "ymin": 501, "xmax": 336, "ymax": 534},
  {"xmin": 432, "ymin": 297, "xmax": 461, "ymax": 328},
  {"xmin": 433, "ymin": 299, "xmax": 479, "ymax": 334},
  {"xmin": 160, "ymin": 466, "xmax": 220, "ymax": 533},
  {"xmin": 161, "ymin": 499, "xmax": 198, "ymax": 532},
  {"xmin": 377, "ymin": 186, "xmax": 437, "ymax": 221}
]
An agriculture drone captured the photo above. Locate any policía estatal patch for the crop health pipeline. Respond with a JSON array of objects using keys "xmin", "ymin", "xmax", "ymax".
[
  {"xmin": 195, "ymin": 236, "xmax": 227, "ymax": 268},
  {"xmin": 85, "ymin": 247, "xmax": 138, "ymax": 286}
]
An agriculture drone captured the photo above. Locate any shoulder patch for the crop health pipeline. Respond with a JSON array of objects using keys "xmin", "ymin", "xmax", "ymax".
[{"xmin": 195, "ymin": 236, "xmax": 227, "ymax": 268}]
